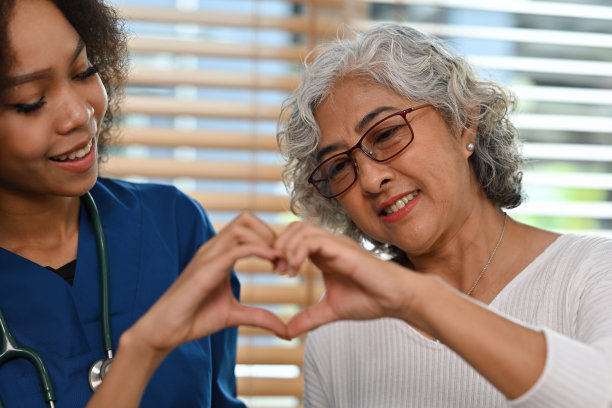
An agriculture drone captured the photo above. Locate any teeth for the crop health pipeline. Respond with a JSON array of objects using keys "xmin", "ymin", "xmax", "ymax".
[
  {"xmin": 52, "ymin": 140, "xmax": 92, "ymax": 161},
  {"xmin": 382, "ymin": 191, "xmax": 419, "ymax": 215}
]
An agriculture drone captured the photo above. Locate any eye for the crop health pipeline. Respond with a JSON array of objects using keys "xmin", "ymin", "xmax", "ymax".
[
  {"xmin": 371, "ymin": 126, "xmax": 402, "ymax": 146},
  {"xmin": 74, "ymin": 66, "xmax": 98, "ymax": 81},
  {"xmin": 325, "ymin": 156, "xmax": 353, "ymax": 180},
  {"xmin": 8, "ymin": 97, "xmax": 47, "ymax": 114}
]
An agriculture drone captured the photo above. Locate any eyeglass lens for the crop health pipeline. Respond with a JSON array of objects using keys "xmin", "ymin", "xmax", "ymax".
[{"xmin": 311, "ymin": 112, "xmax": 414, "ymax": 198}]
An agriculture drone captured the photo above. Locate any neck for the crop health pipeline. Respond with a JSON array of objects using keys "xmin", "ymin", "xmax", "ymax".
[
  {"xmin": 0, "ymin": 193, "xmax": 81, "ymax": 267},
  {"xmin": 407, "ymin": 204, "xmax": 510, "ymax": 296}
]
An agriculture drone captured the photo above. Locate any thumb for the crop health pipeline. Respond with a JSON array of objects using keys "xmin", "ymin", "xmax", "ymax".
[
  {"xmin": 229, "ymin": 304, "xmax": 289, "ymax": 340},
  {"xmin": 285, "ymin": 300, "xmax": 337, "ymax": 339}
]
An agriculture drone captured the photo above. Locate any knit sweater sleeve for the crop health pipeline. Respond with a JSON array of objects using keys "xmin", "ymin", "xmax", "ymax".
[
  {"xmin": 509, "ymin": 236, "xmax": 612, "ymax": 408},
  {"xmin": 303, "ymin": 327, "xmax": 333, "ymax": 408}
]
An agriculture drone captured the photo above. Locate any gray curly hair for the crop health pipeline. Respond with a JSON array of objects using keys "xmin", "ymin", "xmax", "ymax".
[{"xmin": 277, "ymin": 23, "xmax": 523, "ymax": 257}]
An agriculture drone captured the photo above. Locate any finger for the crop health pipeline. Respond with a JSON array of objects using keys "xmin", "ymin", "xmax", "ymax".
[
  {"xmin": 274, "ymin": 221, "xmax": 308, "ymax": 253},
  {"xmin": 199, "ymin": 212, "xmax": 278, "ymax": 259},
  {"xmin": 206, "ymin": 224, "xmax": 272, "ymax": 256},
  {"xmin": 275, "ymin": 223, "xmax": 323, "ymax": 273},
  {"xmin": 285, "ymin": 301, "xmax": 338, "ymax": 338},
  {"xmin": 285, "ymin": 233, "xmax": 344, "ymax": 275},
  {"xmin": 229, "ymin": 212, "xmax": 277, "ymax": 246},
  {"xmin": 228, "ymin": 304, "xmax": 289, "ymax": 340},
  {"xmin": 179, "ymin": 243, "xmax": 282, "ymax": 296}
]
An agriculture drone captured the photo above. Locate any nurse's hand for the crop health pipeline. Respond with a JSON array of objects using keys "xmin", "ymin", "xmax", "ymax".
[
  {"xmin": 87, "ymin": 212, "xmax": 286, "ymax": 408},
  {"xmin": 128, "ymin": 211, "xmax": 287, "ymax": 355},
  {"xmin": 275, "ymin": 222, "xmax": 426, "ymax": 338}
]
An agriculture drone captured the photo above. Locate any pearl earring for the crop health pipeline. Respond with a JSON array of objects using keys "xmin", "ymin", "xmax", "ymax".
[{"xmin": 466, "ymin": 143, "xmax": 475, "ymax": 152}]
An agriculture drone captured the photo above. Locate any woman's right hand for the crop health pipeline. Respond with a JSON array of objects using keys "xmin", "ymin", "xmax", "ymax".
[
  {"xmin": 87, "ymin": 212, "xmax": 287, "ymax": 408},
  {"xmin": 129, "ymin": 211, "xmax": 287, "ymax": 355}
]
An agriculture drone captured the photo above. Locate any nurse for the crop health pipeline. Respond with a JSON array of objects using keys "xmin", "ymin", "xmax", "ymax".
[{"xmin": 0, "ymin": 0, "xmax": 285, "ymax": 407}]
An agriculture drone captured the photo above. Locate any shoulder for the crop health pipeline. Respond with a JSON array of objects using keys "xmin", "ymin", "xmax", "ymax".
[
  {"xmin": 93, "ymin": 177, "xmax": 206, "ymax": 218},
  {"xmin": 543, "ymin": 234, "xmax": 612, "ymax": 264},
  {"xmin": 94, "ymin": 177, "xmax": 192, "ymax": 204},
  {"xmin": 93, "ymin": 177, "xmax": 214, "ymax": 239},
  {"xmin": 92, "ymin": 178, "xmax": 217, "ymax": 267},
  {"xmin": 534, "ymin": 233, "xmax": 612, "ymax": 291}
]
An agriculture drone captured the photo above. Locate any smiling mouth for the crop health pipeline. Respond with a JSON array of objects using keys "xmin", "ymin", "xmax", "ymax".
[
  {"xmin": 50, "ymin": 139, "xmax": 93, "ymax": 162},
  {"xmin": 381, "ymin": 190, "xmax": 420, "ymax": 215}
]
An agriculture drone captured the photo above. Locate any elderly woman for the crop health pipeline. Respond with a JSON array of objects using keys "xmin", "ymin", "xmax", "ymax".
[{"xmin": 275, "ymin": 24, "xmax": 612, "ymax": 407}]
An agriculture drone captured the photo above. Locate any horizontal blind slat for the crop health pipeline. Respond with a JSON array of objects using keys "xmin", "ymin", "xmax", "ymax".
[
  {"xmin": 101, "ymin": 157, "xmax": 282, "ymax": 181},
  {"xmin": 129, "ymin": 68, "xmax": 299, "ymax": 91},
  {"xmin": 129, "ymin": 38, "xmax": 308, "ymax": 61},
  {"xmin": 237, "ymin": 377, "xmax": 303, "ymax": 397},
  {"xmin": 370, "ymin": 0, "xmax": 612, "ymax": 21},
  {"xmin": 118, "ymin": 5, "xmax": 340, "ymax": 35},
  {"xmin": 523, "ymin": 143, "xmax": 612, "ymax": 161},
  {"xmin": 241, "ymin": 284, "xmax": 324, "ymax": 305},
  {"xmin": 237, "ymin": 346, "xmax": 305, "ymax": 365},
  {"xmin": 357, "ymin": 21, "xmax": 612, "ymax": 48},
  {"xmin": 118, "ymin": 127, "xmax": 279, "ymax": 150},
  {"xmin": 510, "ymin": 202, "xmax": 612, "ymax": 219},
  {"xmin": 235, "ymin": 258, "xmax": 321, "ymax": 277},
  {"xmin": 467, "ymin": 56, "xmax": 612, "ymax": 77},
  {"xmin": 122, "ymin": 96, "xmax": 280, "ymax": 120}
]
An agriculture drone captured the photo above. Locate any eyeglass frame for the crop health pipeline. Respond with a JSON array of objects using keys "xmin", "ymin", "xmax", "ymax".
[{"xmin": 308, "ymin": 104, "xmax": 431, "ymax": 199}]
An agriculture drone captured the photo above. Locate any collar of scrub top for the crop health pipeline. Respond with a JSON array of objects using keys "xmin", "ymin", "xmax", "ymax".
[{"xmin": 0, "ymin": 191, "xmax": 113, "ymax": 408}]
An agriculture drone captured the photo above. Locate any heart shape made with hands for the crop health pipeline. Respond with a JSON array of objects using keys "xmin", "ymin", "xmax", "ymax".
[
  {"xmin": 233, "ymin": 232, "xmax": 413, "ymax": 340},
  {"xmin": 206, "ymin": 214, "xmax": 415, "ymax": 341}
]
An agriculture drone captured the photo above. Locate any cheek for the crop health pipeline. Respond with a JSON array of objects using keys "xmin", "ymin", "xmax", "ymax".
[
  {"xmin": 0, "ymin": 116, "xmax": 48, "ymax": 159},
  {"xmin": 337, "ymin": 192, "xmax": 377, "ymax": 230}
]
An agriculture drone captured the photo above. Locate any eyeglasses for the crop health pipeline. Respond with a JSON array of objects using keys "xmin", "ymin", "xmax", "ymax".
[{"xmin": 308, "ymin": 104, "xmax": 430, "ymax": 199}]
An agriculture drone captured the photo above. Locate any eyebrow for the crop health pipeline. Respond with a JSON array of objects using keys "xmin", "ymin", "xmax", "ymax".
[
  {"xmin": 315, "ymin": 105, "xmax": 397, "ymax": 162},
  {"xmin": 7, "ymin": 39, "xmax": 86, "ymax": 87},
  {"xmin": 316, "ymin": 142, "xmax": 346, "ymax": 162},
  {"xmin": 354, "ymin": 106, "xmax": 396, "ymax": 134}
]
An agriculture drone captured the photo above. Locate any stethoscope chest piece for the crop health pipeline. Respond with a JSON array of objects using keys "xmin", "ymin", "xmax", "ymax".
[{"xmin": 88, "ymin": 356, "xmax": 113, "ymax": 391}]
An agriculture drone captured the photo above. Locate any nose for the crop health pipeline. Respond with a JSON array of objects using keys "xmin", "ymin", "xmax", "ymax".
[
  {"xmin": 353, "ymin": 150, "xmax": 393, "ymax": 194},
  {"xmin": 56, "ymin": 86, "xmax": 94, "ymax": 135}
]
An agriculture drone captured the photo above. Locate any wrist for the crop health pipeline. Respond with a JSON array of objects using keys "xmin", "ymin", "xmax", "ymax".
[
  {"xmin": 399, "ymin": 274, "xmax": 448, "ymax": 335},
  {"xmin": 117, "ymin": 326, "xmax": 170, "ymax": 372}
]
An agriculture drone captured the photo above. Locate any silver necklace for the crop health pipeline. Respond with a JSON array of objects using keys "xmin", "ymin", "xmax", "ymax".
[{"xmin": 465, "ymin": 212, "xmax": 508, "ymax": 296}]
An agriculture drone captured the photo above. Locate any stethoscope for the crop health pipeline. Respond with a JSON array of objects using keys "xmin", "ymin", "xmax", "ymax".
[{"xmin": 0, "ymin": 192, "xmax": 114, "ymax": 407}]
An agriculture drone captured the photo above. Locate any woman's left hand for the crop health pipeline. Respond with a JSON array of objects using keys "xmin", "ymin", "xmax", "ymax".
[
  {"xmin": 275, "ymin": 221, "xmax": 549, "ymax": 401},
  {"xmin": 274, "ymin": 221, "xmax": 427, "ymax": 338}
]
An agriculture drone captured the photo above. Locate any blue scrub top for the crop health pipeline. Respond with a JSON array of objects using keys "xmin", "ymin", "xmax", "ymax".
[{"xmin": 0, "ymin": 178, "xmax": 246, "ymax": 408}]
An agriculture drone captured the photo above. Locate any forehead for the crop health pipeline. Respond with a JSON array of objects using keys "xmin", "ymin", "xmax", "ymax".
[
  {"xmin": 319, "ymin": 77, "xmax": 405, "ymax": 115},
  {"xmin": 7, "ymin": 0, "xmax": 80, "ymax": 73},
  {"xmin": 314, "ymin": 77, "xmax": 412, "ymax": 143}
]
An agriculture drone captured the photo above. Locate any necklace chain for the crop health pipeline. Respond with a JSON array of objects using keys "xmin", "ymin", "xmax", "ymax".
[{"xmin": 465, "ymin": 212, "xmax": 508, "ymax": 296}]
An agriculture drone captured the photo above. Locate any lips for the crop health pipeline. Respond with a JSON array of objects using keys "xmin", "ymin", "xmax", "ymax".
[
  {"xmin": 50, "ymin": 139, "xmax": 93, "ymax": 162},
  {"xmin": 380, "ymin": 190, "xmax": 420, "ymax": 216}
]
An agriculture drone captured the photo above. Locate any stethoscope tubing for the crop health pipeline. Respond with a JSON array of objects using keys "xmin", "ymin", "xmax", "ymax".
[
  {"xmin": 81, "ymin": 192, "xmax": 113, "ymax": 355},
  {"xmin": 0, "ymin": 309, "xmax": 55, "ymax": 407}
]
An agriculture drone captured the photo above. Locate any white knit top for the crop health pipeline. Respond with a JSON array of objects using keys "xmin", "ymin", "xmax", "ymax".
[{"xmin": 302, "ymin": 234, "xmax": 612, "ymax": 408}]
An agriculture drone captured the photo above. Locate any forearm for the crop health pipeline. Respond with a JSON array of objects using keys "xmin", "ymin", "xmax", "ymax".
[
  {"xmin": 409, "ymin": 277, "xmax": 546, "ymax": 399},
  {"xmin": 85, "ymin": 329, "xmax": 169, "ymax": 408}
]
